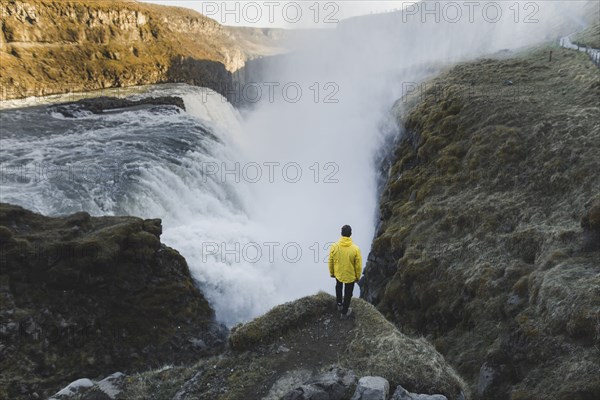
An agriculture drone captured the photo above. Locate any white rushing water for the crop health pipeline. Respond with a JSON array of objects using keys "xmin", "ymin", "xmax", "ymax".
[{"xmin": 0, "ymin": 1, "xmax": 591, "ymax": 325}]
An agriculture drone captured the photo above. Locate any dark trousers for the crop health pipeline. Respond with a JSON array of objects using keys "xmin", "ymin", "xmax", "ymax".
[{"xmin": 335, "ymin": 279, "xmax": 355, "ymax": 314}]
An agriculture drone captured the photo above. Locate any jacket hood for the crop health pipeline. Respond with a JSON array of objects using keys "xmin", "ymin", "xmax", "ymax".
[{"xmin": 338, "ymin": 237, "xmax": 353, "ymax": 247}]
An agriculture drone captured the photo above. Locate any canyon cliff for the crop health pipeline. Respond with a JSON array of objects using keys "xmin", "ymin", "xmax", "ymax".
[{"xmin": 0, "ymin": 0, "xmax": 285, "ymax": 101}]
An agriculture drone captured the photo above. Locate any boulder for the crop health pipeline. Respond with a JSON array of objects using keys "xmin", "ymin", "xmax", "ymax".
[
  {"xmin": 350, "ymin": 376, "xmax": 390, "ymax": 400},
  {"xmin": 477, "ymin": 362, "xmax": 495, "ymax": 396},
  {"xmin": 49, "ymin": 373, "xmax": 126, "ymax": 400},
  {"xmin": 282, "ymin": 367, "xmax": 357, "ymax": 400},
  {"xmin": 391, "ymin": 385, "xmax": 448, "ymax": 400}
]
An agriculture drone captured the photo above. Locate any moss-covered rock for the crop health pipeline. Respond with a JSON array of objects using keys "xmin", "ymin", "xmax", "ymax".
[
  {"xmin": 362, "ymin": 45, "xmax": 600, "ymax": 400},
  {"xmin": 0, "ymin": 203, "xmax": 225, "ymax": 399}
]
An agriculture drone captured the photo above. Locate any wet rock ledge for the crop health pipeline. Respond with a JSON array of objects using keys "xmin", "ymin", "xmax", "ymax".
[{"xmin": 50, "ymin": 96, "xmax": 186, "ymax": 118}]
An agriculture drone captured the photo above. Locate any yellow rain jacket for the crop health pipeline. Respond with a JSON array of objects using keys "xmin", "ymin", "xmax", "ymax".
[{"xmin": 328, "ymin": 237, "xmax": 362, "ymax": 284}]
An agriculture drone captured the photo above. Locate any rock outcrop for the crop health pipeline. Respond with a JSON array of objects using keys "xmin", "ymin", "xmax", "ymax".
[
  {"xmin": 0, "ymin": 0, "xmax": 286, "ymax": 101},
  {"xmin": 77, "ymin": 292, "xmax": 468, "ymax": 399},
  {"xmin": 361, "ymin": 45, "xmax": 600, "ymax": 399},
  {"xmin": 0, "ymin": 203, "xmax": 226, "ymax": 399}
]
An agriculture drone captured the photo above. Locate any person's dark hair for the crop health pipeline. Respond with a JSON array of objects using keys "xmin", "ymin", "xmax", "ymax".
[{"xmin": 341, "ymin": 225, "xmax": 352, "ymax": 237}]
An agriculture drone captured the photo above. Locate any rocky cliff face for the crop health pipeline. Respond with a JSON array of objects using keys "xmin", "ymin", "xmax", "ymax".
[
  {"xmin": 361, "ymin": 46, "xmax": 600, "ymax": 399},
  {"xmin": 0, "ymin": 203, "xmax": 468, "ymax": 400},
  {"xmin": 0, "ymin": 0, "xmax": 285, "ymax": 101},
  {"xmin": 0, "ymin": 203, "xmax": 227, "ymax": 399}
]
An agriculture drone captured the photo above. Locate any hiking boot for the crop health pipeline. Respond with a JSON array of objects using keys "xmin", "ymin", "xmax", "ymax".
[
  {"xmin": 340, "ymin": 308, "xmax": 353, "ymax": 320},
  {"xmin": 336, "ymin": 303, "xmax": 343, "ymax": 312}
]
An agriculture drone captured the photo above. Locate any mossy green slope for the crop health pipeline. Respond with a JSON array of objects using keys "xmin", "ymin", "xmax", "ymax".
[{"xmin": 362, "ymin": 45, "xmax": 600, "ymax": 400}]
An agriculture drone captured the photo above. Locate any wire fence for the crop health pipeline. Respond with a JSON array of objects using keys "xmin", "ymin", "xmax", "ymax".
[{"xmin": 560, "ymin": 34, "xmax": 600, "ymax": 67}]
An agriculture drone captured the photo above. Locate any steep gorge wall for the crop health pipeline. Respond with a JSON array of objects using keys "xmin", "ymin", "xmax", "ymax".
[
  {"xmin": 361, "ymin": 45, "xmax": 600, "ymax": 400},
  {"xmin": 0, "ymin": 0, "xmax": 284, "ymax": 101}
]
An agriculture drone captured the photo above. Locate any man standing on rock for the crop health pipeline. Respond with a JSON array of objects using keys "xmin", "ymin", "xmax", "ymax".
[{"xmin": 329, "ymin": 225, "xmax": 362, "ymax": 319}]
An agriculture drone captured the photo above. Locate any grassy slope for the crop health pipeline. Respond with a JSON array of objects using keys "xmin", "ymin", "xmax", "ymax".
[
  {"xmin": 573, "ymin": 23, "xmax": 600, "ymax": 49},
  {"xmin": 366, "ymin": 44, "xmax": 600, "ymax": 400},
  {"xmin": 573, "ymin": 1, "xmax": 600, "ymax": 49}
]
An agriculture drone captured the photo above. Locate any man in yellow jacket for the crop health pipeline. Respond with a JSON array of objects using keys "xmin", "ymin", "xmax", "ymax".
[{"xmin": 329, "ymin": 225, "xmax": 362, "ymax": 319}]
